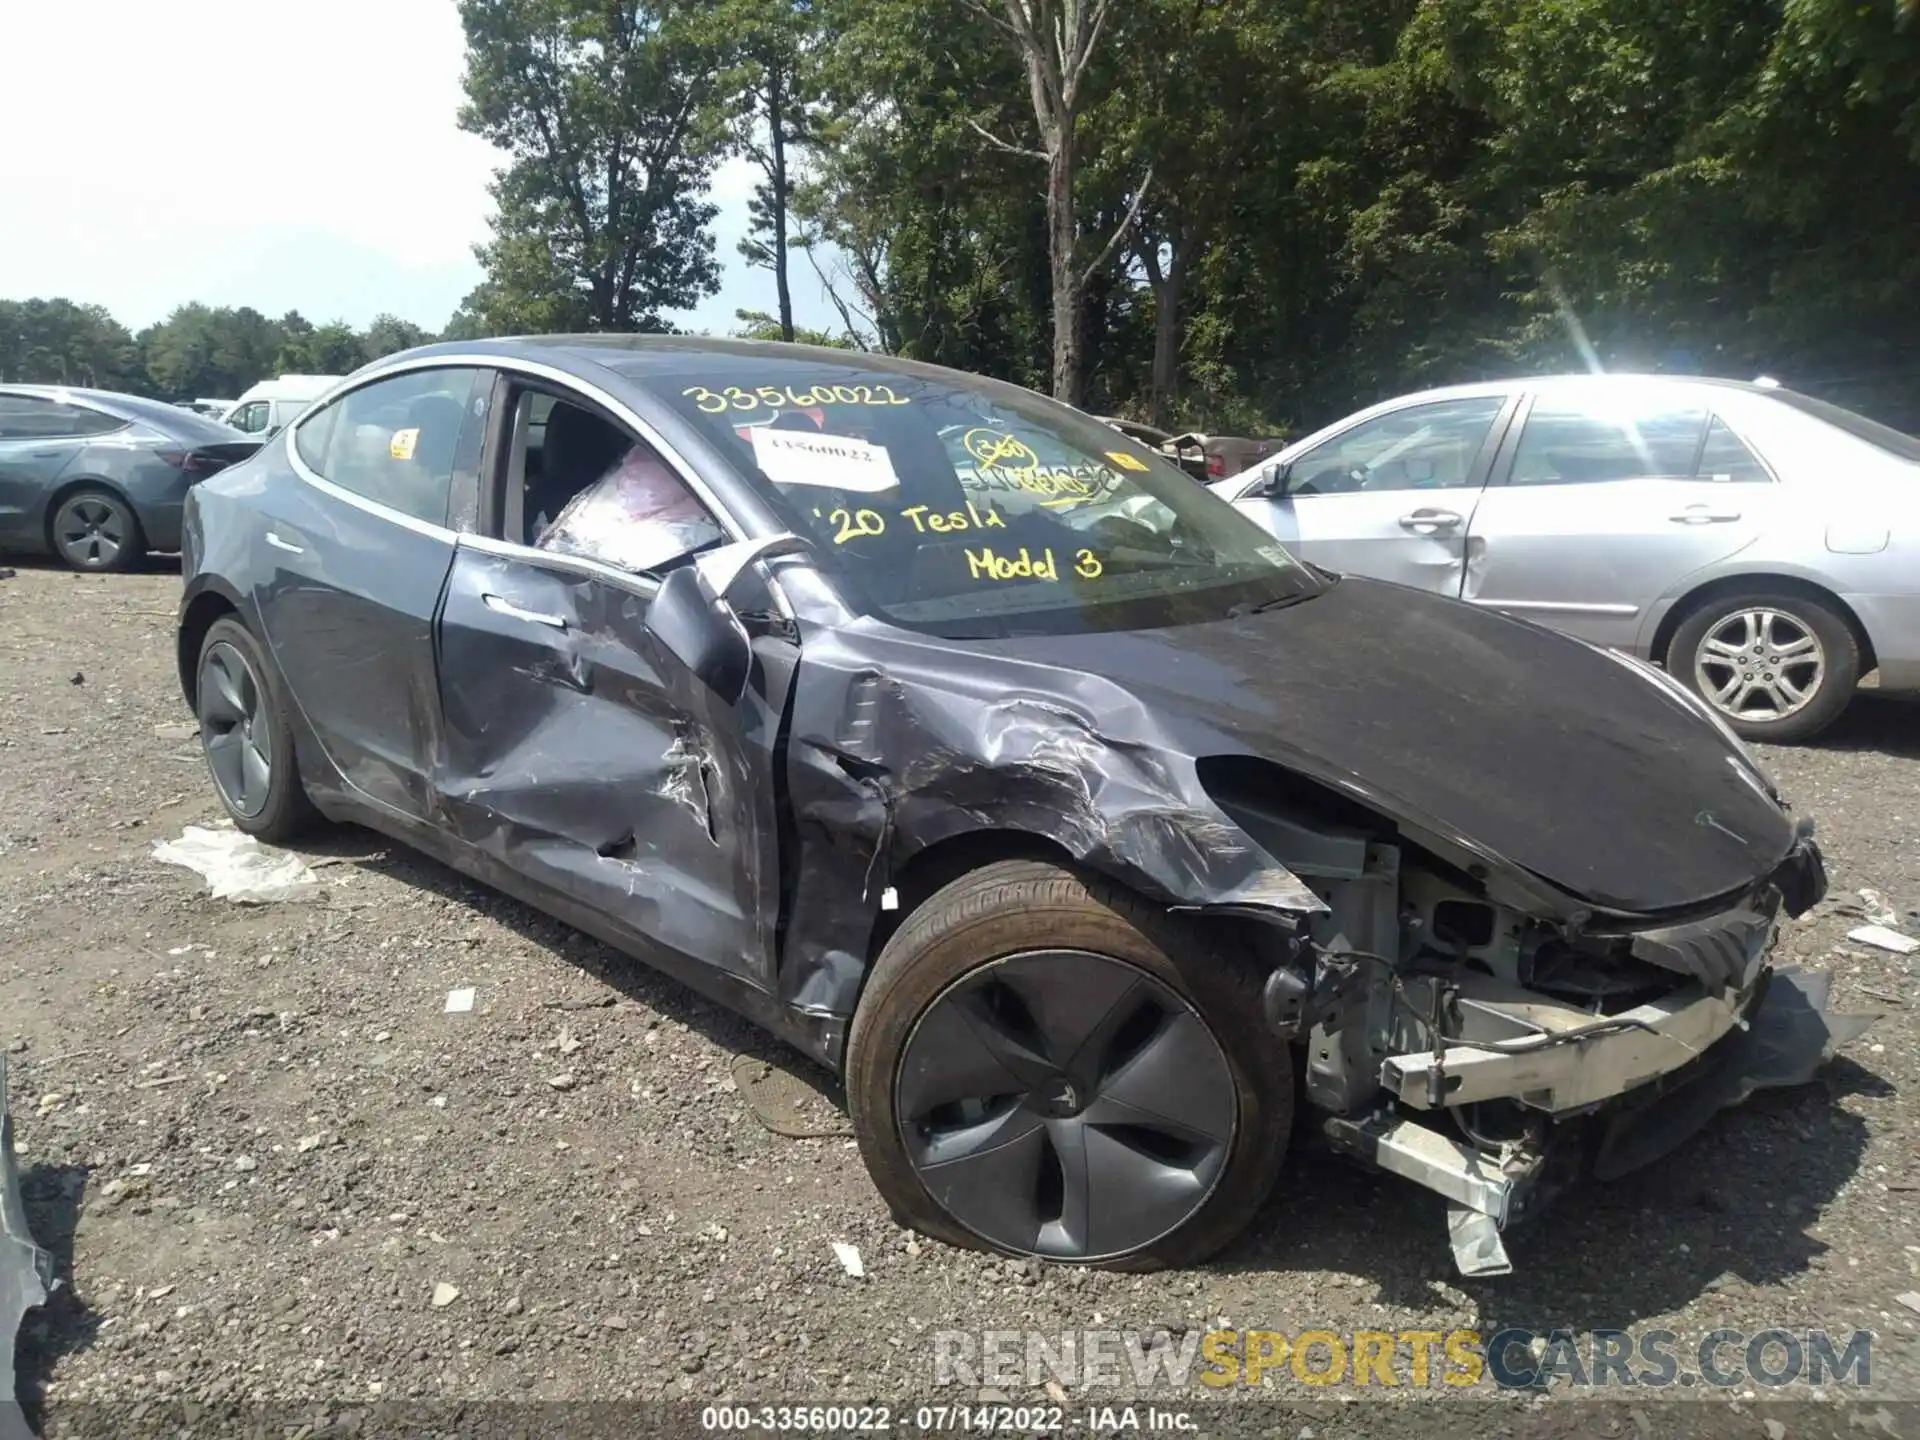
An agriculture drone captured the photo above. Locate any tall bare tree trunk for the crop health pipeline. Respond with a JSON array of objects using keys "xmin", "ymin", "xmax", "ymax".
[
  {"xmin": 969, "ymin": 0, "xmax": 1144, "ymax": 407},
  {"xmin": 1046, "ymin": 134, "xmax": 1081, "ymax": 403},
  {"xmin": 767, "ymin": 67, "xmax": 795, "ymax": 343},
  {"xmin": 1140, "ymin": 235, "xmax": 1188, "ymax": 427}
]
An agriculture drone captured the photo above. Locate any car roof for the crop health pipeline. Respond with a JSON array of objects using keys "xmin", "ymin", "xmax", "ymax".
[
  {"xmin": 0, "ymin": 382, "xmax": 151, "ymax": 406},
  {"xmin": 1366, "ymin": 373, "xmax": 1786, "ymax": 406},
  {"xmin": 376, "ymin": 334, "xmax": 989, "ymax": 386},
  {"xmin": 0, "ymin": 383, "xmax": 245, "ymax": 441}
]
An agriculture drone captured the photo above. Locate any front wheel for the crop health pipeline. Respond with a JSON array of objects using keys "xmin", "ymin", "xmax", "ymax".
[
  {"xmin": 845, "ymin": 860, "xmax": 1291, "ymax": 1270},
  {"xmin": 1666, "ymin": 591, "xmax": 1859, "ymax": 744}
]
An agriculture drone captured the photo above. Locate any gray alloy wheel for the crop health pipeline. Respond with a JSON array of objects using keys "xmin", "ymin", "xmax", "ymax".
[
  {"xmin": 197, "ymin": 639, "xmax": 273, "ymax": 818},
  {"xmin": 1692, "ymin": 606, "xmax": 1826, "ymax": 725},
  {"xmin": 894, "ymin": 948, "xmax": 1237, "ymax": 1261},
  {"xmin": 51, "ymin": 488, "xmax": 141, "ymax": 572}
]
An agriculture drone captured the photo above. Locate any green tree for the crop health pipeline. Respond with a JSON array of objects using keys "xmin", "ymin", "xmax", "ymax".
[
  {"xmin": 716, "ymin": 0, "xmax": 825, "ymax": 341},
  {"xmin": 0, "ymin": 299, "xmax": 142, "ymax": 389},
  {"xmin": 961, "ymin": 0, "xmax": 1150, "ymax": 405},
  {"xmin": 138, "ymin": 304, "xmax": 284, "ymax": 400},
  {"xmin": 729, "ymin": 307, "xmax": 852, "ymax": 346},
  {"xmin": 362, "ymin": 313, "xmax": 433, "ymax": 360},
  {"xmin": 1103, "ymin": 0, "xmax": 1303, "ymax": 425},
  {"xmin": 457, "ymin": 0, "xmax": 728, "ymax": 331},
  {"xmin": 805, "ymin": 0, "xmax": 1051, "ymax": 377}
]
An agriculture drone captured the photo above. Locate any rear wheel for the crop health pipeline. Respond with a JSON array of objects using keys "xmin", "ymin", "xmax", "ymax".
[
  {"xmin": 1666, "ymin": 590, "xmax": 1858, "ymax": 744},
  {"xmin": 195, "ymin": 617, "xmax": 314, "ymax": 841},
  {"xmin": 846, "ymin": 860, "xmax": 1291, "ymax": 1270},
  {"xmin": 49, "ymin": 487, "xmax": 143, "ymax": 572}
]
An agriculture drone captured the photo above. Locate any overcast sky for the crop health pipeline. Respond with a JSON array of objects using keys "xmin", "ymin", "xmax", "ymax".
[{"xmin": 0, "ymin": 0, "xmax": 840, "ymax": 337}]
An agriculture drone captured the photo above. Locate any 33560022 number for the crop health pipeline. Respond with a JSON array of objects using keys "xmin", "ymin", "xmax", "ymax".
[{"xmin": 682, "ymin": 383, "xmax": 912, "ymax": 414}]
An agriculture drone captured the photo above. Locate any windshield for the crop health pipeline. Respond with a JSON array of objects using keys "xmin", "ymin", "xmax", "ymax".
[
  {"xmin": 647, "ymin": 358, "xmax": 1324, "ymax": 637},
  {"xmin": 1770, "ymin": 388, "xmax": 1920, "ymax": 463}
]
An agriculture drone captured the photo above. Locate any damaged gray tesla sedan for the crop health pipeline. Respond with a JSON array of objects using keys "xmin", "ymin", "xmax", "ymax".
[{"xmin": 174, "ymin": 337, "xmax": 1863, "ymax": 1276}]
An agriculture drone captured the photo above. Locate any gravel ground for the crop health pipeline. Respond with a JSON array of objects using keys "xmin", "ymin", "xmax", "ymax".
[{"xmin": 1, "ymin": 559, "xmax": 1917, "ymax": 1436}]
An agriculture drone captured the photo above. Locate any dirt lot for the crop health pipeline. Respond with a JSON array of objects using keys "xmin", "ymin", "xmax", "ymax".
[{"xmin": 2, "ymin": 559, "xmax": 1918, "ymax": 1434}]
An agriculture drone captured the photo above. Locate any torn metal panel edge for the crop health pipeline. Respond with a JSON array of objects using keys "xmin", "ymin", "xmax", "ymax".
[{"xmin": 1, "ymin": 1056, "xmax": 53, "ymax": 1437}]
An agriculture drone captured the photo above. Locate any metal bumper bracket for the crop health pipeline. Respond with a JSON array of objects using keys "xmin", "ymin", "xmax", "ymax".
[{"xmin": 1324, "ymin": 1111, "xmax": 1540, "ymax": 1277}]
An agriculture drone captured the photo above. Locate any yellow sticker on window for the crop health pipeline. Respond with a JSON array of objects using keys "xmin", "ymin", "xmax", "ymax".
[
  {"xmin": 390, "ymin": 427, "xmax": 419, "ymax": 461},
  {"xmin": 1106, "ymin": 450, "xmax": 1149, "ymax": 472}
]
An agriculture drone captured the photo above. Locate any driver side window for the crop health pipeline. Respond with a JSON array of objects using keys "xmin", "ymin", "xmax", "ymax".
[
  {"xmin": 1290, "ymin": 397, "xmax": 1506, "ymax": 497},
  {"xmin": 502, "ymin": 388, "xmax": 723, "ymax": 574}
]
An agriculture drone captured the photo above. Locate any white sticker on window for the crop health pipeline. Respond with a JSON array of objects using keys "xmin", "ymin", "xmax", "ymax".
[{"xmin": 748, "ymin": 425, "xmax": 900, "ymax": 493}]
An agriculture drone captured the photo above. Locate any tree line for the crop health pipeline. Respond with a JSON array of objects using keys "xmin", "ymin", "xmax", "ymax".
[
  {"xmin": 452, "ymin": 0, "xmax": 1920, "ymax": 431},
  {"xmin": 0, "ymin": 299, "xmax": 440, "ymax": 402},
  {"xmin": 9, "ymin": 0, "xmax": 1919, "ymax": 433}
]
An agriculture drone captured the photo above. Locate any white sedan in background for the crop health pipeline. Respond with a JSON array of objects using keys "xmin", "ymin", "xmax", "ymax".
[{"xmin": 1218, "ymin": 374, "xmax": 1920, "ymax": 742}]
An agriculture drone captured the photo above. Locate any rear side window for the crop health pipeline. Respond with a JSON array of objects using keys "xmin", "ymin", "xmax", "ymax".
[
  {"xmin": 1697, "ymin": 416, "xmax": 1773, "ymax": 483},
  {"xmin": 1510, "ymin": 397, "xmax": 1707, "ymax": 486},
  {"xmin": 293, "ymin": 368, "xmax": 486, "ymax": 527},
  {"xmin": 0, "ymin": 396, "xmax": 128, "ymax": 439}
]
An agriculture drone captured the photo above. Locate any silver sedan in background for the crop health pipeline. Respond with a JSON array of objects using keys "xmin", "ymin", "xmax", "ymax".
[{"xmin": 1218, "ymin": 375, "xmax": 1920, "ymax": 742}]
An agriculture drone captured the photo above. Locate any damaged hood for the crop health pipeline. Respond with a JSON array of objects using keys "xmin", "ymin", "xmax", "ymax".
[{"xmin": 832, "ymin": 577, "xmax": 1794, "ymax": 917}]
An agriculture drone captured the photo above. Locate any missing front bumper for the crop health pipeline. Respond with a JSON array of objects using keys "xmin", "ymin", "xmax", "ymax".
[{"xmin": 1325, "ymin": 966, "xmax": 1873, "ymax": 1276}]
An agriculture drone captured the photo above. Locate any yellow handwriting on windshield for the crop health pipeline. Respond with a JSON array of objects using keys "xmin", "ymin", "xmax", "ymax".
[
  {"xmin": 682, "ymin": 383, "xmax": 911, "ymax": 415},
  {"xmin": 810, "ymin": 506, "xmax": 887, "ymax": 544},
  {"xmin": 1074, "ymin": 549, "xmax": 1103, "ymax": 578},
  {"xmin": 900, "ymin": 500, "xmax": 1006, "ymax": 534},
  {"xmin": 966, "ymin": 545, "xmax": 1059, "ymax": 581},
  {"xmin": 961, "ymin": 428, "xmax": 1039, "ymax": 476}
]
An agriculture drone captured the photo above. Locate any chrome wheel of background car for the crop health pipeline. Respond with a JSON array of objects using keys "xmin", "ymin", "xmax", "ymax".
[
  {"xmin": 197, "ymin": 640, "xmax": 273, "ymax": 818},
  {"xmin": 51, "ymin": 491, "xmax": 134, "ymax": 571},
  {"xmin": 1693, "ymin": 607, "xmax": 1827, "ymax": 723},
  {"xmin": 894, "ymin": 948, "xmax": 1236, "ymax": 1262}
]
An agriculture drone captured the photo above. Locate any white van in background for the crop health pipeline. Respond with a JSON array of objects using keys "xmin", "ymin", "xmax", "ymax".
[{"xmin": 222, "ymin": 375, "xmax": 341, "ymax": 437}]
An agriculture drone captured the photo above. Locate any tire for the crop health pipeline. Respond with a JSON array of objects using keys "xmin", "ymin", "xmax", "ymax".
[
  {"xmin": 48, "ymin": 486, "xmax": 144, "ymax": 573},
  {"xmin": 194, "ymin": 617, "xmax": 315, "ymax": 841},
  {"xmin": 846, "ymin": 859, "xmax": 1291, "ymax": 1270},
  {"xmin": 1666, "ymin": 589, "xmax": 1859, "ymax": 744}
]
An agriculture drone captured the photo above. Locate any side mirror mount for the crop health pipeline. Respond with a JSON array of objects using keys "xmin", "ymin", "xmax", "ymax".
[
  {"xmin": 1252, "ymin": 460, "xmax": 1293, "ymax": 500},
  {"xmin": 646, "ymin": 532, "xmax": 810, "ymax": 704}
]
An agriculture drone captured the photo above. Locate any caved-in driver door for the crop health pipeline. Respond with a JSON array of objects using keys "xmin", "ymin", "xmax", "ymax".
[{"xmin": 433, "ymin": 541, "xmax": 790, "ymax": 991}]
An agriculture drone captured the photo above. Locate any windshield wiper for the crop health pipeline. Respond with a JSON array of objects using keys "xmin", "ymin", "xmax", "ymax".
[{"xmin": 1228, "ymin": 591, "xmax": 1318, "ymax": 618}]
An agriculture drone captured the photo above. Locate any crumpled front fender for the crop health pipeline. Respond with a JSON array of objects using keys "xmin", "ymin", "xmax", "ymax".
[{"xmin": 774, "ymin": 629, "xmax": 1325, "ymax": 1059}]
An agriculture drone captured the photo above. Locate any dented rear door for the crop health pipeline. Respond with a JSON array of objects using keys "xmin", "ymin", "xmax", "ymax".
[{"xmin": 430, "ymin": 540, "xmax": 789, "ymax": 989}]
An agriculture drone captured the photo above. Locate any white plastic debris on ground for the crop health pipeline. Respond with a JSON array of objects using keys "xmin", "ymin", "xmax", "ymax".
[
  {"xmin": 831, "ymin": 1240, "xmax": 865, "ymax": 1279},
  {"xmin": 444, "ymin": 987, "xmax": 476, "ymax": 1014},
  {"xmin": 1858, "ymin": 888, "xmax": 1898, "ymax": 927},
  {"xmin": 151, "ymin": 824, "xmax": 320, "ymax": 904},
  {"xmin": 1847, "ymin": 924, "xmax": 1920, "ymax": 956}
]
